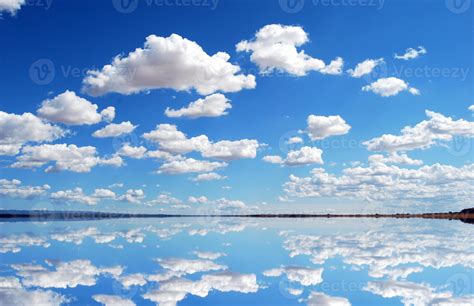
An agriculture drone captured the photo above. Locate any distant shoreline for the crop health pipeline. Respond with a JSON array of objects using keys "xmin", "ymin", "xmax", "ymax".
[{"xmin": 1, "ymin": 209, "xmax": 473, "ymax": 224}]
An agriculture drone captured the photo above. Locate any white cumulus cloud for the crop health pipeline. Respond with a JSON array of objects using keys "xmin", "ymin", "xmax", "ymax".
[
  {"xmin": 362, "ymin": 77, "xmax": 419, "ymax": 97},
  {"xmin": 165, "ymin": 94, "xmax": 232, "ymax": 119},
  {"xmin": 394, "ymin": 46, "xmax": 427, "ymax": 60},
  {"xmin": 92, "ymin": 121, "xmax": 137, "ymax": 138},
  {"xmin": 236, "ymin": 24, "xmax": 342, "ymax": 76},
  {"xmin": 82, "ymin": 34, "xmax": 255, "ymax": 96}
]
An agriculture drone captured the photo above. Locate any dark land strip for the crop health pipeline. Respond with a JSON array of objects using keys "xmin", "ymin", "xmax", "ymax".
[{"xmin": 0, "ymin": 208, "xmax": 473, "ymax": 224}]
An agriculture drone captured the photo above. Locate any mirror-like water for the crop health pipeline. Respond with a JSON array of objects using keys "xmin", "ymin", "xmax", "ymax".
[{"xmin": 1, "ymin": 218, "xmax": 473, "ymax": 305}]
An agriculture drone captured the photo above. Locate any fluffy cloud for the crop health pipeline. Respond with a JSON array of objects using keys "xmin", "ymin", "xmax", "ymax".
[
  {"xmin": 263, "ymin": 266, "xmax": 323, "ymax": 286},
  {"xmin": 368, "ymin": 153, "xmax": 423, "ymax": 166},
  {"xmin": 347, "ymin": 58, "xmax": 384, "ymax": 78},
  {"xmin": 11, "ymin": 144, "xmax": 123, "ymax": 172},
  {"xmin": 283, "ymin": 161, "xmax": 474, "ymax": 204},
  {"xmin": 394, "ymin": 46, "xmax": 427, "ymax": 60},
  {"xmin": 307, "ymin": 292, "xmax": 351, "ymax": 306},
  {"xmin": 362, "ymin": 77, "xmax": 419, "ymax": 97},
  {"xmin": 364, "ymin": 110, "xmax": 474, "ymax": 152},
  {"xmin": 37, "ymin": 91, "xmax": 114, "ymax": 125},
  {"xmin": 365, "ymin": 281, "xmax": 473, "ymax": 306},
  {"xmin": 82, "ymin": 34, "xmax": 255, "ymax": 96},
  {"xmin": 0, "ymin": 0, "xmax": 25, "ymax": 15},
  {"xmin": 143, "ymin": 124, "xmax": 261, "ymax": 163},
  {"xmin": 0, "ymin": 111, "xmax": 65, "ymax": 156},
  {"xmin": 191, "ymin": 172, "xmax": 227, "ymax": 182},
  {"xmin": 158, "ymin": 158, "xmax": 227, "ymax": 174},
  {"xmin": 188, "ymin": 196, "xmax": 209, "ymax": 204},
  {"xmin": 157, "ymin": 258, "xmax": 226, "ymax": 275},
  {"xmin": 146, "ymin": 194, "xmax": 182, "ymax": 206},
  {"xmin": 93, "ymin": 295, "xmax": 136, "ymax": 306},
  {"xmin": 0, "ymin": 179, "xmax": 50, "ymax": 199},
  {"xmin": 12, "ymin": 260, "xmax": 122, "ymax": 289},
  {"xmin": 50, "ymin": 188, "xmax": 116, "ymax": 205},
  {"xmin": 92, "ymin": 121, "xmax": 137, "ymax": 138},
  {"xmin": 117, "ymin": 144, "xmax": 148, "ymax": 159},
  {"xmin": 192, "ymin": 251, "xmax": 226, "ymax": 260},
  {"xmin": 468, "ymin": 105, "xmax": 474, "ymax": 111},
  {"xmin": 236, "ymin": 24, "xmax": 342, "ymax": 76},
  {"xmin": 263, "ymin": 146, "xmax": 323, "ymax": 166},
  {"xmin": 306, "ymin": 115, "xmax": 351, "ymax": 140},
  {"xmin": 0, "ymin": 276, "xmax": 67, "ymax": 306},
  {"xmin": 0, "ymin": 234, "xmax": 50, "ymax": 254},
  {"xmin": 143, "ymin": 271, "xmax": 259, "ymax": 306},
  {"xmin": 165, "ymin": 94, "xmax": 232, "ymax": 118},
  {"xmin": 118, "ymin": 189, "xmax": 145, "ymax": 204},
  {"xmin": 282, "ymin": 226, "xmax": 474, "ymax": 281}
]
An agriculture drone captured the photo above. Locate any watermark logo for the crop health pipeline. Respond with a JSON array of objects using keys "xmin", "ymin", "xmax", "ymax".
[
  {"xmin": 446, "ymin": 0, "xmax": 471, "ymax": 13},
  {"xmin": 29, "ymin": 59, "xmax": 55, "ymax": 85},
  {"xmin": 25, "ymin": 0, "xmax": 53, "ymax": 10},
  {"xmin": 112, "ymin": 0, "xmax": 139, "ymax": 13},
  {"xmin": 279, "ymin": 0, "xmax": 305, "ymax": 13},
  {"xmin": 447, "ymin": 136, "xmax": 472, "ymax": 157},
  {"xmin": 445, "ymin": 273, "xmax": 472, "ymax": 295}
]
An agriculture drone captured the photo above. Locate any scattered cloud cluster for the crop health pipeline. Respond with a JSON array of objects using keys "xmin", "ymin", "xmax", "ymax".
[
  {"xmin": 11, "ymin": 144, "xmax": 123, "ymax": 173},
  {"xmin": 0, "ymin": 179, "xmax": 50, "ymax": 199},
  {"xmin": 364, "ymin": 110, "xmax": 474, "ymax": 152}
]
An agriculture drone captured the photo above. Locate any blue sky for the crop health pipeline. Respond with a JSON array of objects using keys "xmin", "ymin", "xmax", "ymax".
[{"xmin": 0, "ymin": 0, "xmax": 472, "ymax": 213}]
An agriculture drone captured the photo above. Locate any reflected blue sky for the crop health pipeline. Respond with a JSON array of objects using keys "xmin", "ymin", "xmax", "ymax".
[{"xmin": 1, "ymin": 218, "xmax": 473, "ymax": 305}]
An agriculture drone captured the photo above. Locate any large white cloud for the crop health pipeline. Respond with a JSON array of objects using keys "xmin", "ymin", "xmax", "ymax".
[
  {"xmin": 364, "ymin": 110, "xmax": 474, "ymax": 152},
  {"xmin": 11, "ymin": 144, "xmax": 123, "ymax": 173},
  {"xmin": 50, "ymin": 187, "xmax": 116, "ymax": 205},
  {"xmin": 365, "ymin": 280, "xmax": 473, "ymax": 306},
  {"xmin": 13, "ymin": 260, "xmax": 122, "ymax": 289},
  {"xmin": 143, "ymin": 124, "xmax": 261, "ymax": 161},
  {"xmin": 82, "ymin": 34, "xmax": 255, "ymax": 96},
  {"xmin": 0, "ymin": 179, "xmax": 50, "ymax": 200},
  {"xmin": 92, "ymin": 121, "xmax": 137, "ymax": 138},
  {"xmin": 0, "ymin": 0, "xmax": 25, "ymax": 15},
  {"xmin": 394, "ymin": 46, "xmax": 427, "ymax": 60},
  {"xmin": 347, "ymin": 58, "xmax": 384, "ymax": 78},
  {"xmin": 0, "ymin": 276, "xmax": 67, "ymax": 306},
  {"xmin": 306, "ymin": 115, "xmax": 351, "ymax": 140},
  {"xmin": 165, "ymin": 94, "xmax": 232, "ymax": 119},
  {"xmin": 307, "ymin": 292, "xmax": 351, "ymax": 306},
  {"xmin": 157, "ymin": 158, "xmax": 227, "ymax": 174},
  {"xmin": 236, "ymin": 24, "xmax": 342, "ymax": 76},
  {"xmin": 93, "ymin": 295, "xmax": 136, "ymax": 306},
  {"xmin": 362, "ymin": 77, "xmax": 419, "ymax": 97},
  {"xmin": 263, "ymin": 266, "xmax": 323, "ymax": 286},
  {"xmin": 0, "ymin": 111, "xmax": 65, "ymax": 156},
  {"xmin": 191, "ymin": 172, "xmax": 227, "ymax": 182},
  {"xmin": 263, "ymin": 146, "xmax": 323, "ymax": 166},
  {"xmin": 37, "ymin": 91, "xmax": 114, "ymax": 125}
]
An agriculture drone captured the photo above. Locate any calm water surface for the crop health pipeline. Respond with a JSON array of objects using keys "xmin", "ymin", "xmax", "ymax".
[{"xmin": 1, "ymin": 218, "xmax": 473, "ymax": 305}]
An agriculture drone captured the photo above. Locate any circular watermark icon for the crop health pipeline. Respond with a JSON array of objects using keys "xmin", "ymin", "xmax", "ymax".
[
  {"xmin": 112, "ymin": 279, "xmax": 140, "ymax": 299},
  {"xmin": 279, "ymin": 130, "xmax": 308, "ymax": 154},
  {"xmin": 29, "ymin": 58, "xmax": 55, "ymax": 85},
  {"xmin": 445, "ymin": 273, "xmax": 472, "ymax": 296},
  {"xmin": 362, "ymin": 61, "xmax": 388, "ymax": 84},
  {"xmin": 278, "ymin": 278, "xmax": 304, "ymax": 299},
  {"xmin": 446, "ymin": 0, "xmax": 471, "ymax": 13},
  {"xmin": 447, "ymin": 136, "xmax": 472, "ymax": 157},
  {"xmin": 113, "ymin": 0, "xmax": 139, "ymax": 13},
  {"xmin": 279, "ymin": 0, "xmax": 305, "ymax": 13},
  {"xmin": 112, "ymin": 133, "xmax": 141, "ymax": 152}
]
